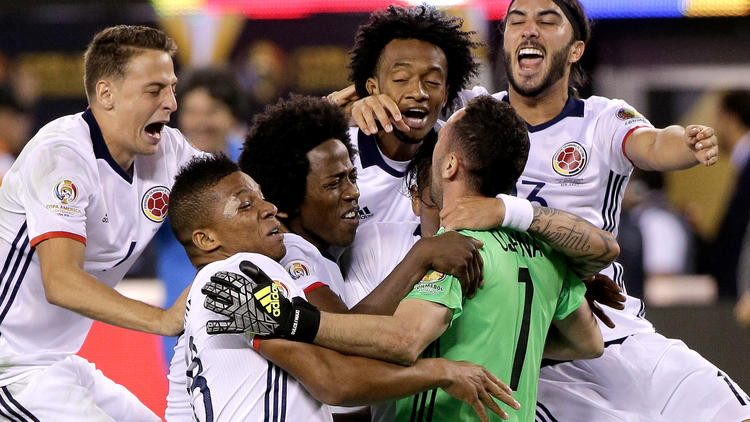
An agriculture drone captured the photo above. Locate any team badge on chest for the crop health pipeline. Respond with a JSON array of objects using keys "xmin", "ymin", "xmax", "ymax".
[
  {"xmin": 552, "ymin": 142, "xmax": 588, "ymax": 177},
  {"xmin": 141, "ymin": 186, "xmax": 170, "ymax": 222}
]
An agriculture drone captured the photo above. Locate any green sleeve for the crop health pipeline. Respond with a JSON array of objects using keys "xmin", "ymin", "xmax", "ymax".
[
  {"xmin": 553, "ymin": 268, "xmax": 586, "ymax": 320},
  {"xmin": 404, "ymin": 270, "xmax": 464, "ymax": 322}
]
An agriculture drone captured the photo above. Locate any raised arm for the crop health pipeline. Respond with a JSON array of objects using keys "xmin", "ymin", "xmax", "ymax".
[
  {"xmin": 624, "ymin": 125, "xmax": 718, "ymax": 171},
  {"xmin": 37, "ymin": 237, "xmax": 187, "ymax": 336},
  {"xmin": 440, "ymin": 196, "xmax": 620, "ymax": 278},
  {"xmin": 256, "ymin": 338, "xmax": 518, "ymax": 420}
]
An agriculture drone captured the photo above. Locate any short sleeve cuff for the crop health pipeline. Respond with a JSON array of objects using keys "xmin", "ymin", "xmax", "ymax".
[{"xmin": 31, "ymin": 231, "xmax": 86, "ymax": 248}]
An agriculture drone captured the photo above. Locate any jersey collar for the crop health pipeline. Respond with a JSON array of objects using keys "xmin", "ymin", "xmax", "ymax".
[
  {"xmin": 357, "ymin": 129, "xmax": 435, "ymax": 178},
  {"xmin": 82, "ymin": 109, "xmax": 134, "ymax": 184},
  {"xmin": 501, "ymin": 94, "xmax": 584, "ymax": 133}
]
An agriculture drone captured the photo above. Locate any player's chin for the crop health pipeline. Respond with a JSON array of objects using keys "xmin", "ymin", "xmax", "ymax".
[{"xmin": 267, "ymin": 241, "xmax": 286, "ymax": 261}]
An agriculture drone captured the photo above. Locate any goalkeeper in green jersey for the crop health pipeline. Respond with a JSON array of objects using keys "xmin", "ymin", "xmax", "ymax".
[{"xmin": 206, "ymin": 96, "xmax": 607, "ymax": 421}]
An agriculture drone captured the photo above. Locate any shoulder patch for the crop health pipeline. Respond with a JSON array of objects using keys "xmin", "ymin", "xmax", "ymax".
[
  {"xmin": 615, "ymin": 107, "xmax": 642, "ymax": 120},
  {"xmin": 54, "ymin": 179, "xmax": 79, "ymax": 205},
  {"xmin": 420, "ymin": 270, "xmax": 446, "ymax": 283},
  {"xmin": 287, "ymin": 262, "xmax": 310, "ymax": 280}
]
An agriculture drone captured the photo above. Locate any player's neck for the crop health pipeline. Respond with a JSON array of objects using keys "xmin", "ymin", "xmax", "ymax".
[
  {"xmin": 441, "ymin": 180, "xmax": 481, "ymax": 212},
  {"xmin": 508, "ymin": 79, "xmax": 570, "ymax": 127},
  {"xmin": 90, "ymin": 107, "xmax": 136, "ymax": 174},
  {"xmin": 376, "ymin": 130, "xmax": 421, "ymax": 162},
  {"xmin": 288, "ymin": 217, "xmax": 328, "ymax": 253}
]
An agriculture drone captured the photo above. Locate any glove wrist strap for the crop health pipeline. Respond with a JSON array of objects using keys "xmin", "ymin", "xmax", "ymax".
[{"xmin": 287, "ymin": 303, "xmax": 320, "ymax": 343}]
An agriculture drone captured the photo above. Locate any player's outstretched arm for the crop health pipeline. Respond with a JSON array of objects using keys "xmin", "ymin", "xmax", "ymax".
[
  {"xmin": 346, "ymin": 231, "xmax": 483, "ymax": 316},
  {"xmin": 441, "ymin": 196, "xmax": 620, "ymax": 278},
  {"xmin": 544, "ymin": 299, "xmax": 604, "ymax": 361},
  {"xmin": 37, "ymin": 237, "xmax": 185, "ymax": 336},
  {"xmin": 203, "ymin": 261, "xmax": 450, "ymax": 364},
  {"xmin": 256, "ymin": 338, "xmax": 519, "ymax": 420},
  {"xmin": 624, "ymin": 125, "xmax": 718, "ymax": 171}
]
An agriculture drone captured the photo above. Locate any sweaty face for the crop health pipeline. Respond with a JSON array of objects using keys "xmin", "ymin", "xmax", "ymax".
[
  {"xmin": 110, "ymin": 49, "xmax": 178, "ymax": 156},
  {"xmin": 295, "ymin": 139, "xmax": 359, "ymax": 250},
  {"xmin": 370, "ymin": 39, "xmax": 449, "ymax": 142},
  {"xmin": 179, "ymin": 88, "xmax": 238, "ymax": 153},
  {"xmin": 209, "ymin": 171, "xmax": 285, "ymax": 261},
  {"xmin": 503, "ymin": 0, "xmax": 579, "ymax": 98}
]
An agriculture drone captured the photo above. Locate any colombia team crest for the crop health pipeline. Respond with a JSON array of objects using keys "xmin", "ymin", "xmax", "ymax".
[
  {"xmin": 552, "ymin": 142, "xmax": 588, "ymax": 177},
  {"xmin": 141, "ymin": 186, "xmax": 170, "ymax": 222},
  {"xmin": 54, "ymin": 179, "xmax": 78, "ymax": 204}
]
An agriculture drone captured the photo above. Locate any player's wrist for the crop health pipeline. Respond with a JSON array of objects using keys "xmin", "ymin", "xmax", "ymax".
[
  {"xmin": 498, "ymin": 194, "xmax": 533, "ymax": 232},
  {"xmin": 281, "ymin": 297, "xmax": 320, "ymax": 343}
]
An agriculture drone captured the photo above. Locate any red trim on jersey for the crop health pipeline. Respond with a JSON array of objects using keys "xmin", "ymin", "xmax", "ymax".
[
  {"xmin": 303, "ymin": 282, "xmax": 327, "ymax": 295},
  {"xmin": 31, "ymin": 231, "xmax": 86, "ymax": 248},
  {"xmin": 252, "ymin": 337, "xmax": 262, "ymax": 351},
  {"xmin": 621, "ymin": 126, "xmax": 648, "ymax": 165}
]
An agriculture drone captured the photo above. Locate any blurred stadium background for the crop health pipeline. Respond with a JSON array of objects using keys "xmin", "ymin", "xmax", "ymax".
[{"xmin": 1, "ymin": 0, "xmax": 748, "ymax": 419}]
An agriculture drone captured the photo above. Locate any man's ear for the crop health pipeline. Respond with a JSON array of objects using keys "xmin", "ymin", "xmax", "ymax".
[
  {"xmin": 366, "ymin": 78, "xmax": 380, "ymax": 95},
  {"xmin": 441, "ymin": 152, "xmax": 459, "ymax": 180},
  {"xmin": 569, "ymin": 41, "xmax": 585, "ymax": 64},
  {"xmin": 410, "ymin": 185, "xmax": 422, "ymax": 217},
  {"xmin": 192, "ymin": 228, "xmax": 220, "ymax": 253},
  {"xmin": 95, "ymin": 79, "xmax": 115, "ymax": 110}
]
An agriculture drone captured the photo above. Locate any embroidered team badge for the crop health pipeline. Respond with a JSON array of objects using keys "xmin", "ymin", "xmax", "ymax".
[
  {"xmin": 287, "ymin": 262, "xmax": 310, "ymax": 280},
  {"xmin": 615, "ymin": 107, "xmax": 643, "ymax": 120},
  {"xmin": 141, "ymin": 186, "xmax": 170, "ymax": 222},
  {"xmin": 54, "ymin": 179, "xmax": 78, "ymax": 204},
  {"xmin": 273, "ymin": 279, "xmax": 290, "ymax": 298},
  {"xmin": 552, "ymin": 142, "xmax": 588, "ymax": 177}
]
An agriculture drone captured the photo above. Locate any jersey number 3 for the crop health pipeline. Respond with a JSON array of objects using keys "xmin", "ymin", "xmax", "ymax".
[
  {"xmin": 513, "ymin": 180, "xmax": 548, "ymax": 207},
  {"xmin": 510, "ymin": 268, "xmax": 534, "ymax": 391}
]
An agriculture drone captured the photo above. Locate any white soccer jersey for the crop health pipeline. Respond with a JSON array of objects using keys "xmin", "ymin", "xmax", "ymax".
[
  {"xmin": 183, "ymin": 252, "xmax": 332, "ymax": 422},
  {"xmin": 350, "ymin": 127, "xmax": 419, "ymax": 226},
  {"xmin": 338, "ymin": 222, "xmax": 420, "ymax": 308},
  {"xmin": 0, "ymin": 109, "xmax": 200, "ymax": 385},
  {"xmin": 280, "ymin": 233, "xmax": 343, "ymax": 296},
  {"xmin": 452, "ymin": 88, "xmax": 655, "ymax": 341}
]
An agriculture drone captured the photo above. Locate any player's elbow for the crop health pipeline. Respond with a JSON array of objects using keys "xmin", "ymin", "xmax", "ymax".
[
  {"xmin": 384, "ymin": 329, "xmax": 422, "ymax": 366},
  {"xmin": 41, "ymin": 270, "xmax": 69, "ymax": 306},
  {"xmin": 578, "ymin": 338, "xmax": 604, "ymax": 359}
]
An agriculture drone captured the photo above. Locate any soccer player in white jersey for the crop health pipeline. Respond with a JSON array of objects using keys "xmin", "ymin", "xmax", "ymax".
[
  {"xmin": 166, "ymin": 95, "xmax": 487, "ymax": 420},
  {"xmin": 240, "ymin": 95, "xmax": 484, "ymax": 315},
  {"xmin": 342, "ymin": 1, "xmax": 749, "ymax": 420},
  {"xmin": 0, "ymin": 26, "xmax": 202, "ymax": 421},
  {"xmin": 165, "ymin": 153, "xmax": 517, "ymax": 422},
  {"xmin": 331, "ymin": 5, "xmax": 481, "ymax": 226}
]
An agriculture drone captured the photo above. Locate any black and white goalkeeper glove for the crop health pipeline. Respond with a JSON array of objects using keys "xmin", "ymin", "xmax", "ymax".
[{"xmin": 202, "ymin": 260, "xmax": 320, "ymax": 343}]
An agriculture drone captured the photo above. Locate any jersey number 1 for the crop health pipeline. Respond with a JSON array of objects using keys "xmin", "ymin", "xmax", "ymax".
[{"xmin": 510, "ymin": 267, "xmax": 534, "ymax": 391}]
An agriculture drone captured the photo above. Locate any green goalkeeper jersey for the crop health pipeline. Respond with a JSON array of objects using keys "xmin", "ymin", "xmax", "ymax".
[{"xmin": 395, "ymin": 228, "xmax": 585, "ymax": 422}]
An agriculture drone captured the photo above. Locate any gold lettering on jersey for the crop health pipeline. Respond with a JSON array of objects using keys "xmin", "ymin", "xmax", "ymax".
[
  {"xmin": 45, "ymin": 204, "xmax": 83, "ymax": 217},
  {"xmin": 254, "ymin": 285, "xmax": 281, "ymax": 317}
]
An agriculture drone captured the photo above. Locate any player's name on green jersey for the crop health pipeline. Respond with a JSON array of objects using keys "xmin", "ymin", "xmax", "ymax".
[{"xmin": 488, "ymin": 230, "xmax": 542, "ymax": 259}]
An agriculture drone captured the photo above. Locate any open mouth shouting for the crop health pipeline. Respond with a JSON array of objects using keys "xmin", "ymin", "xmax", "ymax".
[
  {"xmin": 517, "ymin": 45, "xmax": 545, "ymax": 75},
  {"xmin": 400, "ymin": 107, "xmax": 430, "ymax": 130},
  {"xmin": 144, "ymin": 121, "xmax": 166, "ymax": 142}
]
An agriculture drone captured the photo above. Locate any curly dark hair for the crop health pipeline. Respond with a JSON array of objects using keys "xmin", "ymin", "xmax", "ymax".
[
  {"xmin": 451, "ymin": 96, "xmax": 529, "ymax": 196},
  {"xmin": 239, "ymin": 94, "xmax": 353, "ymax": 222},
  {"xmin": 349, "ymin": 4, "xmax": 481, "ymax": 106},
  {"xmin": 169, "ymin": 153, "xmax": 239, "ymax": 246}
]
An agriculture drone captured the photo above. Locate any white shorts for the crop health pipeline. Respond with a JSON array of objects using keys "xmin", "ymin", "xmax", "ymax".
[
  {"xmin": 536, "ymin": 332, "xmax": 750, "ymax": 422},
  {"xmin": 0, "ymin": 355, "xmax": 159, "ymax": 422}
]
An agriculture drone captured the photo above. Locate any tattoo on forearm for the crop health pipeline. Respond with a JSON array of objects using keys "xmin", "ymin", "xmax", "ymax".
[{"xmin": 530, "ymin": 207, "xmax": 616, "ymax": 274}]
